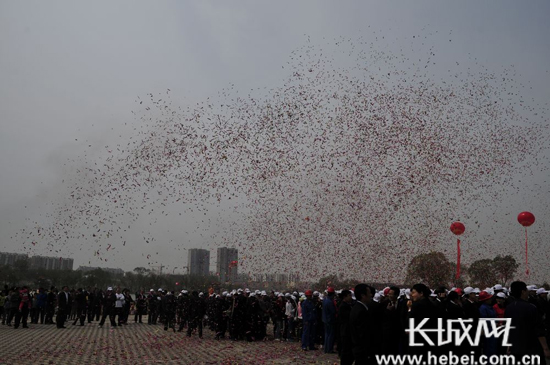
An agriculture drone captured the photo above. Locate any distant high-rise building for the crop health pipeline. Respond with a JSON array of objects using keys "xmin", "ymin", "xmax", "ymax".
[
  {"xmin": 188, "ymin": 249, "xmax": 210, "ymax": 276},
  {"xmin": 30, "ymin": 255, "xmax": 74, "ymax": 270},
  {"xmin": 0, "ymin": 252, "xmax": 28, "ymax": 266},
  {"xmin": 77, "ymin": 266, "xmax": 124, "ymax": 275},
  {"xmin": 216, "ymin": 247, "xmax": 238, "ymax": 283}
]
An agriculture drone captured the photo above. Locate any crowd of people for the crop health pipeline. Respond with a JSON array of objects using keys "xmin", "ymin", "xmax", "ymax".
[{"xmin": 1, "ymin": 281, "xmax": 549, "ymax": 364}]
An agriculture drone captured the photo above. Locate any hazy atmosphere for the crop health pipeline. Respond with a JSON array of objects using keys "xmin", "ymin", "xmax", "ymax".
[{"xmin": 1, "ymin": 1, "xmax": 549, "ymax": 283}]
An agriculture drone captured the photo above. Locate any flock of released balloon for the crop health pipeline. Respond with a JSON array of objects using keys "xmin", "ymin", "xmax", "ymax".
[{"xmin": 15, "ymin": 33, "xmax": 549, "ymax": 283}]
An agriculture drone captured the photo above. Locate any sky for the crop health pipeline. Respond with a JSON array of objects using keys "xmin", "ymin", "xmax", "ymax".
[{"xmin": 1, "ymin": 1, "xmax": 549, "ymax": 283}]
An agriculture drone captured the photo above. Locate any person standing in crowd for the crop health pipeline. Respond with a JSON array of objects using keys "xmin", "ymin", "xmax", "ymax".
[
  {"xmin": 301, "ymin": 290, "xmax": 317, "ymax": 351},
  {"xmin": 273, "ymin": 293, "xmax": 285, "ymax": 341},
  {"xmin": 72, "ymin": 288, "xmax": 87, "ymax": 326},
  {"xmin": 45, "ymin": 287, "xmax": 56, "ymax": 325},
  {"xmin": 162, "ymin": 290, "xmax": 177, "ymax": 332},
  {"xmin": 505, "ymin": 281, "xmax": 550, "ymax": 361},
  {"xmin": 14, "ymin": 286, "xmax": 31, "ymax": 329},
  {"xmin": 380, "ymin": 286, "xmax": 401, "ymax": 356},
  {"xmin": 35, "ymin": 288, "xmax": 47, "ymax": 324},
  {"xmin": 147, "ymin": 289, "xmax": 159, "ymax": 325},
  {"xmin": 493, "ymin": 292, "xmax": 507, "ymax": 320},
  {"xmin": 187, "ymin": 291, "xmax": 206, "ymax": 338},
  {"xmin": 121, "ymin": 288, "xmax": 133, "ymax": 325},
  {"xmin": 478, "ymin": 290, "xmax": 498, "ymax": 356},
  {"xmin": 56, "ymin": 285, "xmax": 70, "ymax": 329},
  {"xmin": 338, "ymin": 289, "xmax": 354, "ymax": 365},
  {"xmin": 349, "ymin": 284, "xmax": 375, "ymax": 365},
  {"xmin": 98, "ymin": 287, "xmax": 117, "ymax": 328},
  {"xmin": 134, "ymin": 289, "xmax": 146, "ymax": 324},
  {"xmin": 285, "ymin": 295, "xmax": 297, "ymax": 342},
  {"xmin": 114, "ymin": 287, "xmax": 125, "ymax": 326},
  {"xmin": 177, "ymin": 290, "xmax": 190, "ymax": 332},
  {"xmin": 6, "ymin": 288, "xmax": 20, "ymax": 326},
  {"xmin": 408, "ymin": 283, "xmax": 437, "ymax": 356},
  {"xmin": 322, "ymin": 287, "xmax": 337, "ymax": 354},
  {"xmin": 0, "ymin": 290, "xmax": 5, "ymax": 325}
]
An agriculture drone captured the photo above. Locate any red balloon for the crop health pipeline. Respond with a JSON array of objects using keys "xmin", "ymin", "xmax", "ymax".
[
  {"xmin": 450, "ymin": 222, "xmax": 465, "ymax": 235},
  {"xmin": 517, "ymin": 211, "xmax": 535, "ymax": 227}
]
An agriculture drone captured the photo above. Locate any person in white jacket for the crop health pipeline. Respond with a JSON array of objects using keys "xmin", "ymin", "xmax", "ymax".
[
  {"xmin": 285, "ymin": 296, "xmax": 297, "ymax": 341},
  {"xmin": 114, "ymin": 287, "xmax": 125, "ymax": 326}
]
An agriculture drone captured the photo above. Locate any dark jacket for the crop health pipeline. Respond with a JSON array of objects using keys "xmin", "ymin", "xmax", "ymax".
[
  {"xmin": 505, "ymin": 297, "xmax": 545, "ymax": 357},
  {"xmin": 57, "ymin": 291, "xmax": 71, "ymax": 311},
  {"xmin": 350, "ymin": 301, "xmax": 373, "ymax": 360}
]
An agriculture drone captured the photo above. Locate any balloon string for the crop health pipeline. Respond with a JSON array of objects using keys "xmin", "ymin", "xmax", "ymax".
[
  {"xmin": 525, "ymin": 228, "xmax": 529, "ymax": 276},
  {"xmin": 456, "ymin": 238, "xmax": 461, "ymax": 280}
]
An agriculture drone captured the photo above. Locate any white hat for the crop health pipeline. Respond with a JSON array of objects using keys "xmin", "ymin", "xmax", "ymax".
[
  {"xmin": 536, "ymin": 288, "xmax": 548, "ymax": 295},
  {"xmin": 493, "ymin": 284, "xmax": 503, "ymax": 291},
  {"xmin": 291, "ymin": 295, "xmax": 296, "ymax": 300},
  {"xmin": 249, "ymin": 292, "xmax": 256, "ymax": 297},
  {"xmin": 313, "ymin": 291, "xmax": 320, "ymax": 297},
  {"xmin": 237, "ymin": 289, "xmax": 243, "ymax": 293},
  {"xmin": 473, "ymin": 288, "xmax": 481, "ymax": 294},
  {"xmin": 107, "ymin": 287, "xmax": 113, "ymax": 291},
  {"xmin": 150, "ymin": 289, "xmax": 154, "ymax": 292},
  {"xmin": 277, "ymin": 293, "xmax": 283, "ymax": 297},
  {"xmin": 496, "ymin": 292, "xmax": 506, "ymax": 298},
  {"xmin": 225, "ymin": 293, "xmax": 232, "ymax": 297},
  {"xmin": 527, "ymin": 285, "xmax": 537, "ymax": 291},
  {"xmin": 158, "ymin": 288, "xmax": 163, "ymax": 292},
  {"xmin": 244, "ymin": 288, "xmax": 250, "ymax": 293},
  {"xmin": 261, "ymin": 290, "xmax": 267, "ymax": 296},
  {"xmin": 463, "ymin": 287, "xmax": 474, "ymax": 295},
  {"xmin": 373, "ymin": 293, "xmax": 381, "ymax": 302},
  {"xmin": 199, "ymin": 292, "xmax": 204, "ymax": 297}
]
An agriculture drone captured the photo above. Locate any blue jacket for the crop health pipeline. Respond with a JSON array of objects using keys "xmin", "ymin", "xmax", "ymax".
[
  {"xmin": 479, "ymin": 303, "xmax": 496, "ymax": 319},
  {"xmin": 302, "ymin": 299, "xmax": 316, "ymax": 322},
  {"xmin": 322, "ymin": 296, "xmax": 336, "ymax": 324}
]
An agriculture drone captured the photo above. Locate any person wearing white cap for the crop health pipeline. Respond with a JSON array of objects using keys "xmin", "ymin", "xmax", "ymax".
[
  {"xmin": 493, "ymin": 292, "xmax": 507, "ymax": 320},
  {"xmin": 187, "ymin": 291, "xmax": 206, "ymax": 338},
  {"xmin": 177, "ymin": 289, "xmax": 190, "ymax": 332},
  {"xmin": 462, "ymin": 286, "xmax": 479, "ymax": 331},
  {"xmin": 98, "ymin": 287, "xmax": 117, "ymax": 328},
  {"xmin": 284, "ymin": 294, "xmax": 298, "ymax": 342},
  {"xmin": 505, "ymin": 281, "xmax": 550, "ymax": 359}
]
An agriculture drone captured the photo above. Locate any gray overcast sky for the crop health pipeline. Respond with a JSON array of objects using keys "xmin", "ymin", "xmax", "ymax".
[{"xmin": 1, "ymin": 1, "xmax": 549, "ymax": 282}]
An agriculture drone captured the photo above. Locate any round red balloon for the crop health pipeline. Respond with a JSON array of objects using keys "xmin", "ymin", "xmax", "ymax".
[
  {"xmin": 517, "ymin": 211, "xmax": 535, "ymax": 227},
  {"xmin": 450, "ymin": 222, "xmax": 465, "ymax": 235}
]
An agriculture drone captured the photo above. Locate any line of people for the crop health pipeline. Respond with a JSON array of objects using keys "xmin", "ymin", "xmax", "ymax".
[{"xmin": 2, "ymin": 281, "xmax": 550, "ymax": 365}]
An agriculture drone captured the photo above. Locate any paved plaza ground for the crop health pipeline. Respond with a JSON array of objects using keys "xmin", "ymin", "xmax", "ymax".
[{"xmin": 0, "ymin": 320, "xmax": 338, "ymax": 364}]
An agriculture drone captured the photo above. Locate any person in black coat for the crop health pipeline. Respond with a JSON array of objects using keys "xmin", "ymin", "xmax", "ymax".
[
  {"xmin": 56, "ymin": 286, "xmax": 71, "ymax": 328},
  {"xmin": 338, "ymin": 290, "xmax": 354, "ymax": 365},
  {"xmin": 380, "ymin": 286, "xmax": 402, "ymax": 356},
  {"xmin": 98, "ymin": 287, "xmax": 117, "ymax": 328},
  {"xmin": 349, "ymin": 284, "xmax": 375, "ymax": 365},
  {"xmin": 408, "ymin": 283, "xmax": 437, "ymax": 356},
  {"xmin": 72, "ymin": 288, "xmax": 87, "ymax": 326},
  {"xmin": 187, "ymin": 291, "xmax": 206, "ymax": 338},
  {"xmin": 162, "ymin": 291, "xmax": 177, "ymax": 332},
  {"xmin": 505, "ymin": 281, "xmax": 550, "ymax": 361}
]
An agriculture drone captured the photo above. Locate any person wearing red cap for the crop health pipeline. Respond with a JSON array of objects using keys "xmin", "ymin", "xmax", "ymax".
[
  {"xmin": 478, "ymin": 291, "xmax": 497, "ymax": 356},
  {"xmin": 322, "ymin": 287, "xmax": 337, "ymax": 354}
]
